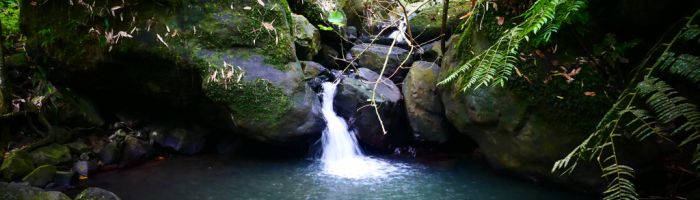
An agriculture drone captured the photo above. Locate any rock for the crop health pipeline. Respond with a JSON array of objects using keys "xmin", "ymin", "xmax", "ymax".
[
  {"xmin": 289, "ymin": 0, "xmax": 364, "ymax": 28},
  {"xmin": 120, "ymin": 136, "xmax": 154, "ymax": 168},
  {"xmin": 97, "ymin": 142, "xmax": 122, "ymax": 165},
  {"xmin": 404, "ymin": 0, "xmax": 471, "ymax": 43},
  {"xmin": 75, "ymin": 187, "xmax": 121, "ymax": 200},
  {"xmin": 0, "ymin": 182, "xmax": 70, "ymax": 200},
  {"xmin": 292, "ymin": 14, "xmax": 321, "ymax": 60},
  {"xmin": 350, "ymin": 43, "xmax": 413, "ymax": 82},
  {"xmin": 316, "ymin": 44, "xmax": 342, "ymax": 69},
  {"xmin": 440, "ymin": 31, "xmax": 607, "ymax": 190},
  {"xmin": 21, "ymin": 165, "xmax": 56, "ymax": 188},
  {"xmin": 22, "ymin": 0, "xmax": 325, "ymax": 145},
  {"xmin": 301, "ymin": 61, "xmax": 329, "ymax": 80},
  {"xmin": 419, "ymin": 40, "xmax": 444, "ymax": 62},
  {"xmin": 403, "ymin": 61, "xmax": 452, "ymax": 143},
  {"xmin": 51, "ymin": 170, "xmax": 76, "ymax": 188},
  {"xmin": 1, "ymin": 150, "xmax": 35, "ymax": 181},
  {"xmin": 153, "ymin": 127, "xmax": 207, "ymax": 155},
  {"xmin": 29, "ymin": 144, "xmax": 71, "ymax": 166},
  {"xmin": 65, "ymin": 141, "xmax": 90, "ymax": 154},
  {"xmin": 52, "ymin": 90, "xmax": 104, "ymax": 127},
  {"xmin": 335, "ymin": 68, "xmax": 405, "ymax": 149}
]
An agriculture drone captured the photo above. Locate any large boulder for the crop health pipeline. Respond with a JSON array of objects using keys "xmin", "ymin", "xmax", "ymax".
[
  {"xmin": 403, "ymin": 61, "xmax": 452, "ymax": 143},
  {"xmin": 21, "ymin": 0, "xmax": 325, "ymax": 144},
  {"xmin": 334, "ymin": 68, "xmax": 405, "ymax": 149},
  {"xmin": 75, "ymin": 187, "xmax": 121, "ymax": 200},
  {"xmin": 289, "ymin": 0, "xmax": 364, "ymax": 28},
  {"xmin": 0, "ymin": 182, "xmax": 70, "ymax": 200},
  {"xmin": 292, "ymin": 14, "xmax": 321, "ymax": 60},
  {"xmin": 29, "ymin": 144, "xmax": 71, "ymax": 166},
  {"xmin": 1, "ymin": 150, "xmax": 35, "ymax": 181},
  {"xmin": 440, "ymin": 32, "xmax": 607, "ymax": 189},
  {"xmin": 403, "ymin": 0, "xmax": 472, "ymax": 43},
  {"xmin": 21, "ymin": 165, "xmax": 56, "ymax": 188},
  {"xmin": 350, "ymin": 43, "xmax": 413, "ymax": 81}
]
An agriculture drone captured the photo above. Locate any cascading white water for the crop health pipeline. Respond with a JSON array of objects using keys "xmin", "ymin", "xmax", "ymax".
[{"xmin": 319, "ymin": 82, "xmax": 395, "ymax": 179}]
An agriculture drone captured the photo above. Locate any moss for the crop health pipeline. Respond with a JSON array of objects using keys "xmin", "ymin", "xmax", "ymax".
[{"xmin": 204, "ymin": 79, "xmax": 291, "ymax": 128}]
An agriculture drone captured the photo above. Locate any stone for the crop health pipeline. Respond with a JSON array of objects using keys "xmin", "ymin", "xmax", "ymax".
[
  {"xmin": 153, "ymin": 127, "xmax": 207, "ymax": 155},
  {"xmin": 120, "ymin": 136, "xmax": 154, "ymax": 168},
  {"xmin": 292, "ymin": 14, "xmax": 321, "ymax": 60},
  {"xmin": 404, "ymin": 0, "xmax": 472, "ymax": 43},
  {"xmin": 334, "ymin": 68, "xmax": 406, "ymax": 149},
  {"xmin": 52, "ymin": 170, "xmax": 76, "ymax": 188},
  {"xmin": 350, "ymin": 43, "xmax": 413, "ymax": 81},
  {"xmin": 29, "ymin": 144, "xmax": 71, "ymax": 166},
  {"xmin": 403, "ymin": 61, "xmax": 453, "ymax": 143},
  {"xmin": 21, "ymin": 165, "xmax": 56, "ymax": 188},
  {"xmin": 97, "ymin": 142, "xmax": 122, "ymax": 165},
  {"xmin": 65, "ymin": 141, "xmax": 90, "ymax": 154},
  {"xmin": 1, "ymin": 150, "xmax": 35, "ymax": 181},
  {"xmin": 0, "ymin": 182, "xmax": 70, "ymax": 200},
  {"xmin": 22, "ymin": 0, "xmax": 325, "ymax": 145},
  {"xmin": 75, "ymin": 187, "xmax": 121, "ymax": 200}
]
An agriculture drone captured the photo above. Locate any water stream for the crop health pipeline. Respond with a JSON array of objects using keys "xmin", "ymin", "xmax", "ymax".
[{"xmin": 319, "ymin": 82, "xmax": 396, "ymax": 179}]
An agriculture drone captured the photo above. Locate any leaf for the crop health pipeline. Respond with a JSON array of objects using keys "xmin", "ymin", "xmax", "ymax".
[
  {"xmin": 156, "ymin": 33, "xmax": 169, "ymax": 48},
  {"xmin": 497, "ymin": 16, "xmax": 505, "ymax": 26},
  {"xmin": 256, "ymin": 0, "xmax": 265, "ymax": 7},
  {"xmin": 327, "ymin": 11, "xmax": 346, "ymax": 27},
  {"xmin": 317, "ymin": 24, "xmax": 333, "ymax": 31},
  {"xmin": 584, "ymin": 91, "xmax": 596, "ymax": 96}
]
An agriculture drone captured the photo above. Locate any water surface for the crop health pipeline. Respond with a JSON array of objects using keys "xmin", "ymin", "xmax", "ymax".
[{"xmin": 76, "ymin": 154, "xmax": 592, "ymax": 200}]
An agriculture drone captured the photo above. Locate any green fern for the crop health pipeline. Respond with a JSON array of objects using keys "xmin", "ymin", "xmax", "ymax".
[
  {"xmin": 553, "ymin": 9, "xmax": 700, "ymax": 200},
  {"xmin": 438, "ymin": 0, "xmax": 586, "ymax": 90}
]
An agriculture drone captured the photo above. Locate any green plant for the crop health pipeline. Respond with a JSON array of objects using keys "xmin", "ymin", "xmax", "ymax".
[
  {"xmin": 0, "ymin": 0, "xmax": 20, "ymax": 48},
  {"xmin": 552, "ymin": 9, "xmax": 700, "ymax": 200},
  {"xmin": 438, "ymin": 0, "xmax": 586, "ymax": 90}
]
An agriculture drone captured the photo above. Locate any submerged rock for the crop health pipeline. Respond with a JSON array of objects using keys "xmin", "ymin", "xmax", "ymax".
[
  {"xmin": 1, "ymin": 150, "xmax": 35, "ymax": 181},
  {"xmin": 22, "ymin": 0, "xmax": 324, "ymax": 145},
  {"xmin": 335, "ymin": 68, "xmax": 405, "ymax": 149},
  {"xmin": 29, "ymin": 144, "xmax": 71, "ymax": 166},
  {"xmin": 350, "ymin": 43, "xmax": 413, "ymax": 81},
  {"xmin": 0, "ymin": 182, "xmax": 70, "ymax": 200},
  {"xmin": 292, "ymin": 14, "xmax": 321, "ymax": 60},
  {"xmin": 75, "ymin": 187, "xmax": 121, "ymax": 200},
  {"xmin": 21, "ymin": 165, "xmax": 56, "ymax": 188},
  {"xmin": 403, "ymin": 61, "xmax": 452, "ymax": 143}
]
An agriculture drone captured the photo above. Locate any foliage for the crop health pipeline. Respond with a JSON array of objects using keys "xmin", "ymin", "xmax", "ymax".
[
  {"xmin": 552, "ymin": 9, "xmax": 700, "ymax": 200},
  {"xmin": 1, "ymin": 0, "xmax": 20, "ymax": 48},
  {"xmin": 438, "ymin": 0, "xmax": 586, "ymax": 90}
]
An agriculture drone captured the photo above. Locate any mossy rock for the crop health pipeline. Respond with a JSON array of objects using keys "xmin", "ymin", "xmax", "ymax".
[
  {"xmin": 0, "ymin": 182, "xmax": 71, "ymax": 200},
  {"xmin": 22, "ymin": 0, "xmax": 325, "ymax": 144},
  {"xmin": 22, "ymin": 165, "xmax": 57, "ymax": 188},
  {"xmin": 29, "ymin": 144, "xmax": 71, "ymax": 166},
  {"xmin": 74, "ymin": 187, "xmax": 121, "ymax": 200},
  {"xmin": 403, "ymin": 61, "xmax": 453, "ymax": 143},
  {"xmin": 406, "ymin": 0, "xmax": 472, "ymax": 43},
  {"xmin": 1, "ymin": 150, "xmax": 35, "ymax": 181},
  {"xmin": 440, "ymin": 30, "xmax": 608, "ymax": 190},
  {"xmin": 292, "ymin": 13, "xmax": 321, "ymax": 60}
]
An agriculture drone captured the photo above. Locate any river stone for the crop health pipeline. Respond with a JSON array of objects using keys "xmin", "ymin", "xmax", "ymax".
[
  {"xmin": 120, "ymin": 136, "xmax": 154, "ymax": 168},
  {"xmin": 52, "ymin": 170, "xmax": 76, "ymax": 188},
  {"xmin": 21, "ymin": 165, "xmax": 56, "ymax": 188},
  {"xmin": 75, "ymin": 187, "xmax": 121, "ymax": 200},
  {"xmin": 350, "ymin": 43, "xmax": 413, "ymax": 81},
  {"xmin": 29, "ymin": 144, "xmax": 71, "ymax": 166},
  {"xmin": 292, "ymin": 14, "xmax": 321, "ymax": 60},
  {"xmin": 153, "ymin": 127, "xmax": 207, "ymax": 155},
  {"xmin": 97, "ymin": 142, "xmax": 122, "ymax": 165},
  {"xmin": 403, "ymin": 61, "xmax": 452, "ymax": 143},
  {"xmin": 1, "ymin": 150, "xmax": 35, "ymax": 181},
  {"xmin": 0, "ymin": 182, "xmax": 71, "ymax": 200},
  {"xmin": 289, "ymin": 0, "xmax": 364, "ymax": 28},
  {"xmin": 22, "ymin": 0, "xmax": 324, "ymax": 145},
  {"xmin": 334, "ymin": 68, "xmax": 404, "ymax": 149}
]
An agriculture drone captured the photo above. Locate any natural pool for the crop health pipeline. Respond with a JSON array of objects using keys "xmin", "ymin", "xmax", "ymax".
[{"xmin": 73, "ymin": 154, "xmax": 592, "ymax": 200}]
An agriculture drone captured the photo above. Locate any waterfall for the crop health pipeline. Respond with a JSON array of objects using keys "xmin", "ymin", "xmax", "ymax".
[{"xmin": 319, "ymin": 82, "xmax": 393, "ymax": 179}]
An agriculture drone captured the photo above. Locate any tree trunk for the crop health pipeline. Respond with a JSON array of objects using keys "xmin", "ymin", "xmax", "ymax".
[{"xmin": 440, "ymin": 0, "xmax": 450, "ymax": 57}]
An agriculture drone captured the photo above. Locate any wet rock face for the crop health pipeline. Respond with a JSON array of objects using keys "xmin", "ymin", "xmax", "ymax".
[
  {"xmin": 334, "ymin": 68, "xmax": 406, "ymax": 149},
  {"xmin": 22, "ymin": 0, "xmax": 325, "ymax": 145},
  {"xmin": 403, "ymin": 61, "xmax": 453, "ymax": 143}
]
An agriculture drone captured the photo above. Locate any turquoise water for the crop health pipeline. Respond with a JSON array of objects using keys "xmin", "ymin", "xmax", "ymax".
[{"xmin": 76, "ymin": 154, "xmax": 592, "ymax": 200}]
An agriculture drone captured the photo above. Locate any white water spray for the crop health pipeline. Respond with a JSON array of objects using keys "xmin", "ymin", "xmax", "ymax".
[{"xmin": 319, "ymin": 82, "xmax": 394, "ymax": 179}]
